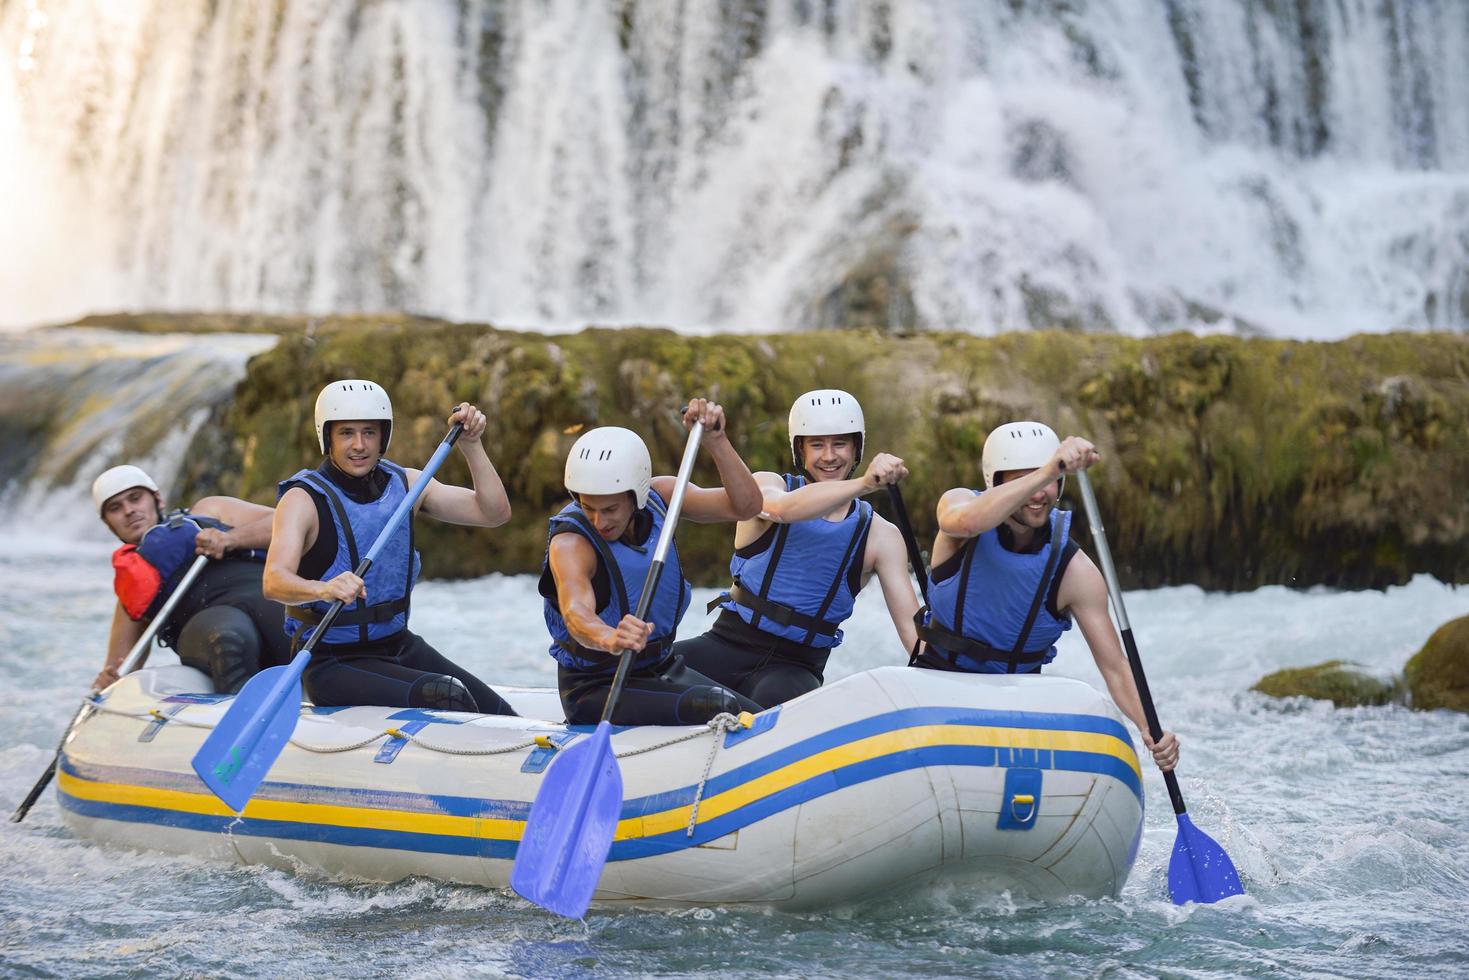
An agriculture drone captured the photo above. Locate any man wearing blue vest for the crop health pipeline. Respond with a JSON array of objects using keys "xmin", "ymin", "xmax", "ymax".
[
  {"xmin": 91, "ymin": 464, "xmax": 289, "ymax": 694},
  {"xmin": 264, "ymin": 379, "xmax": 516, "ymax": 715},
  {"xmin": 540, "ymin": 399, "xmax": 766, "ymax": 726},
  {"xmin": 913, "ymin": 421, "xmax": 1179, "ymax": 772},
  {"xmin": 674, "ymin": 389, "xmax": 921, "ymax": 707}
]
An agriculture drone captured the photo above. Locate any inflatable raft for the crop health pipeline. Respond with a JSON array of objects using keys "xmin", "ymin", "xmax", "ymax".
[{"xmin": 57, "ymin": 664, "xmax": 1145, "ymax": 909}]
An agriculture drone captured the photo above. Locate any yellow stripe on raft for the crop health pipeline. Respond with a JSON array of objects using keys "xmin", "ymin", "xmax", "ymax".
[
  {"xmin": 59, "ymin": 723, "xmax": 1137, "ymax": 845},
  {"xmin": 55, "ymin": 769, "xmax": 522, "ymax": 840},
  {"xmin": 612, "ymin": 723, "xmax": 1138, "ymax": 841}
]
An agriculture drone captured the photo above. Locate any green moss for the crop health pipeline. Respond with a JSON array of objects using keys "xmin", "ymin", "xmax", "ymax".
[
  {"xmin": 1404, "ymin": 616, "xmax": 1469, "ymax": 713},
  {"xmin": 96, "ymin": 314, "xmax": 1469, "ymax": 588},
  {"xmin": 1251, "ymin": 660, "xmax": 1402, "ymax": 708}
]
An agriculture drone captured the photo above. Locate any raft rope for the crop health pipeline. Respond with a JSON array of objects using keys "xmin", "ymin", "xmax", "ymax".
[{"xmin": 86, "ymin": 697, "xmax": 754, "ymax": 826}]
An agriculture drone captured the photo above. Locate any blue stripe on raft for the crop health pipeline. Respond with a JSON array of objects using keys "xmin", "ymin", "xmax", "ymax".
[
  {"xmin": 620, "ymin": 706, "xmax": 1138, "ymax": 819},
  {"xmin": 57, "ymin": 792, "xmax": 521, "ymax": 859},
  {"xmin": 611, "ymin": 742, "xmax": 1144, "ymax": 859}
]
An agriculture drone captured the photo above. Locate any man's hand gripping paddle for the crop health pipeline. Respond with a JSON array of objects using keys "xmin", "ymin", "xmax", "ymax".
[
  {"xmin": 11, "ymin": 554, "xmax": 211, "ymax": 823},
  {"xmin": 190, "ymin": 422, "xmax": 464, "ymax": 812},
  {"xmin": 1074, "ymin": 469, "xmax": 1244, "ymax": 904},
  {"xmin": 510, "ymin": 421, "xmax": 705, "ymax": 919}
]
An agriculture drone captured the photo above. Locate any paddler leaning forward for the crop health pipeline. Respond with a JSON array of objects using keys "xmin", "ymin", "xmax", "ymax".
[
  {"xmin": 913, "ymin": 421, "xmax": 1179, "ymax": 772},
  {"xmin": 540, "ymin": 398, "xmax": 765, "ymax": 726},
  {"xmin": 91, "ymin": 464, "xmax": 291, "ymax": 693},
  {"xmin": 264, "ymin": 379, "xmax": 516, "ymax": 715}
]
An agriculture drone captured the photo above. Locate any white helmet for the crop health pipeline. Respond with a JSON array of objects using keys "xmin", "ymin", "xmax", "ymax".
[
  {"xmin": 983, "ymin": 421, "xmax": 1061, "ymax": 489},
  {"xmin": 565, "ymin": 427, "xmax": 652, "ymax": 509},
  {"xmin": 91, "ymin": 464, "xmax": 160, "ymax": 515},
  {"xmin": 315, "ymin": 379, "xmax": 393, "ymax": 454},
  {"xmin": 788, "ymin": 389, "xmax": 865, "ymax": 470}
]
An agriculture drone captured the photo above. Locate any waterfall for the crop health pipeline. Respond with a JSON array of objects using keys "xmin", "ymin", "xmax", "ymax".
[{"xmin": 2, "ymin": 0, "xmax": 1466, "ymax": 336}]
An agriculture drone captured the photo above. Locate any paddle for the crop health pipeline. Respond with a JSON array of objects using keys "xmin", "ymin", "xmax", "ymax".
[
  {"xmin": 511, "ymin": 420, "xmax": 705, "ymax": 919},
  {"xmin": 190, "ymin": 421, "xmax": 464, "ymax": 812},
  {"xmin": 11, "ymin": 553, "xmax": 211, "ymax": 823},
  {"xmin": 1073, "ymin": 469, "xmax": 1244, "ymax": 905},
  {"xmin": 885, "ymin": 485, "xmax": 930, "ymax": 607}
]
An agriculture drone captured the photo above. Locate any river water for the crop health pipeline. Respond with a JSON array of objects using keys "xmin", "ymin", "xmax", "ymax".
[{"xmin": 1, "ymin": 525, "xmax": 1465, "ymax": 977}]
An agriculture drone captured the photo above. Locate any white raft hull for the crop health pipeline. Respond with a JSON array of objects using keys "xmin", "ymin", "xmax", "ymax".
[{"xmin": 57, "ymin": 665, "xmax": 1145, "ymax": 909}]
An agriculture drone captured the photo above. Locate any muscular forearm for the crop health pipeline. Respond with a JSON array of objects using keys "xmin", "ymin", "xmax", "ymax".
[
  {"xmin": 463, "ymin": 442, "xmax": 512, "ymax": 526},
  {"xmin": 940, "ymin": 463, "xmax": 1062, "ymax": 537},
  {"xmin": 766, "ymin": 477, "xmax": 867, "ymax": 522},
  {"xmin": 707, "ymin": 439, "xmax": 762, "ymax": 518},
  {"xmin": 1099, "ymin": 662, "xmax": 1152, "ymax": 739},
  {"xmin": 562, "ymin": 603, "xmax": 620, "ymax": 653},
  {"xmin": 263, "ymin": 566, "xmax": 332, "ymax": 606},
  {"xmin": 223, "ymin": 514, "xmax": 274, "ymax": 550}
]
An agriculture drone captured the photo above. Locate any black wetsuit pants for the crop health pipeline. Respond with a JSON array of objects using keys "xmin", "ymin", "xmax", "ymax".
[
  {"xmin": 672, "ymin": 610, "xmax": 830, "ymax": 709},
  {"xmin": 559, "ymin": 652, "xmax": 762, "ymax": 727},
  {"xmin": 166, "ymin": 561, "xmax": 293, "ymax": 695},
  {"xmin": 302, "ymin": 630, "xmax": 517, "ymax": 715}
]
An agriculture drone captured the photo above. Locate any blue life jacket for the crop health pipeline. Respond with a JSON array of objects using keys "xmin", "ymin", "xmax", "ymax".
[
  {"xmin": 918, "ymin": 493, "xmax": 1074, "ymax": 673},
  {"xmin": 279, "ymin": 460, "xmax": 420, "ymax": 648},
  {"xmin": 541, "ymin": 489, "xmax": 691, "ymax": 673},
  {"xmin": 111, "ymin": 510, "xmax": 264, "ymax": 623},
  {"xmin": 711, "ymin": 474, "xmax": 873, "ymax": 649}
]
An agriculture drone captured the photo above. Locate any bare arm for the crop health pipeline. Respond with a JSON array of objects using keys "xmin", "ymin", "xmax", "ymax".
[
  {"xmin": 262, "ymin": 487, "xmax": 365, "ymax": 607},
  {"xmin": 548, "ymin": 534, "xmax": 652, "ymax": 653},
  {"xmin": 190, "ymin": 495, "xmax": 275, "ymax": 557},
  {"xmin": 864, "ymin": 516, "xmax": 921, "ymax": 653},
  {"xmin": 1061, "ymin": 554, "xmax": 1179, "ymax": 772},
  {"xmin": 649, "ymin": 398, "xmax": 762, "ymax": 523},
  {"xmin": 414, "ymin": 402, "xmax": 512, "ymax": 527},
  {"xmin": 95, "ymin": 601, "xmax": 145, "ymax": 690},
  {"xmin": 759, "ymin": 453, "xmax": 908, "ymax": 524}
]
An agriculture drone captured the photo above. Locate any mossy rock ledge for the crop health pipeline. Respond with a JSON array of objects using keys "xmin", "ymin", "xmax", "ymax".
[
  {"xmin": 84, "ymin": 313, "xmax": 1469, "ymax": 588},
  {"xmin": 1251, "ymin": 661, "xmax": 1402, "ymax": 708},
  {"xmin": 1404, "ymin": 616, "xmax": 1469, "ymax": 713}
]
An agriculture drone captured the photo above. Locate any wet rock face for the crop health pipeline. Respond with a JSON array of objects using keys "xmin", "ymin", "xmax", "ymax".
[
  {"xmin": 1405, "ymin": 616, "xmax": 1469, "ymax": 714},
  {"xmin": 1251, "ymin": 661, "xmax": 1401, "ymax": 708},
  {"xmin": 90, "ymin": 313, "xmax": 1469, "ymax": 589}
]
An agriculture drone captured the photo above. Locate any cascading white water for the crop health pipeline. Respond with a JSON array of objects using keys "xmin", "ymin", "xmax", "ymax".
[{"xmin": 2, "ymin": 0, "xmax": 1466, "ymax": 336}]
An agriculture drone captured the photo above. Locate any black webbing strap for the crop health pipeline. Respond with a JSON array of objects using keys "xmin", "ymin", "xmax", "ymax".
[
  {"xmin": 292, "ymin": 596, "xmax": 409, "ymax": 627},
  {"xmin": 913, "ymin": 608, "xmax": 1049, "ymax": 668},
  {"xmin": 710, "ymin": 581, "xmax": 841, "ymax": 637},
  {"xmin": 799, "ymin": 503, "xmax": 871, "ymax": 646}
]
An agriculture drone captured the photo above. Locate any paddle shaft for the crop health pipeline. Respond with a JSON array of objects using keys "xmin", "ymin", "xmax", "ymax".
[
  {"xmin": 10, "ymin": 553, "xmax": 211, "ymax": 823},
  {"xmin": 600, "ymin": 421, "xmax": 704, "ymax": 721},
  {"xmin": 1074, "ymin": 470, "xmax": 1188, "ymax": 816},
  {"xmin": 885, "ymin": 484, "xmax": 930, "ymax": 607}
]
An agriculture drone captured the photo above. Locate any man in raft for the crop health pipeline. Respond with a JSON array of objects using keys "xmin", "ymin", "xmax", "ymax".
[
  {"xmin": 913, "ymin": 421, "xmax": 1179, "ymax": 770},
  {"xmin": 265, "ymin": 379, "xmax": 517, "ymax": 714},
  {"xmin": 92, "ymin": 464, "xmax": 290, "ymax": 693},
  {"xmin": 674, "ymin": 389, "xmax": 921, "ymax": 707},
  {"xmin": 540, "ymin": 399, "xmax": 766, "ymax": 725}
]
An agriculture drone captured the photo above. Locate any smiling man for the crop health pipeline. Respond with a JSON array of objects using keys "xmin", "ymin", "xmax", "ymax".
[
  {"xmin": 91, "ymin": 464, "xmax": 289, "ymax": 694},
  {"xmin": 540, "ymin": 399, "xmax": 766, "ymax": 726},
  {"xmin": 674, "ymin": 389, "xmax": 920, "ymax": 707},
  {"xmin": 265, "ymin": 379, "xmax": 517, "ymax": 715},
  {"xmin": 913, "ymin": 420, "xmax": 1180, "ymax": 773}
]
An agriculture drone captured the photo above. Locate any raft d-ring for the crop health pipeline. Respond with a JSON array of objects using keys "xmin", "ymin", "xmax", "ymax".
[
  {"xmin": 1010, "ymin": 793, "xmax": 1036, "ymax": 823},
  {"xmin": 384, "ymin": 728, "xmax": 407, "ymax": 740},
  {"xmin": 149, "ymin": 709, "xmax": 167, "ymax": 721},
  {"xmin": 736, "ymin": 711, "xmax": 755, "ymax": 729},
  {"xmin": 534, "ymin": 734, "xmax": 555, "ymax": 749}
]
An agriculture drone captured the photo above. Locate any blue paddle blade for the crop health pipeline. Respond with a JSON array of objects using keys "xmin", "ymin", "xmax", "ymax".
[
  {"xmin": 1168, "ymin": 811, "xmax": 1246, "ymax": 904},
  {"xmin": 510, "ymin": 721, "xmax": 624, "ymax": 919},
  {"xmin": 190, "ymin": 659, "xmax": 306, "ymax": 813}
]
